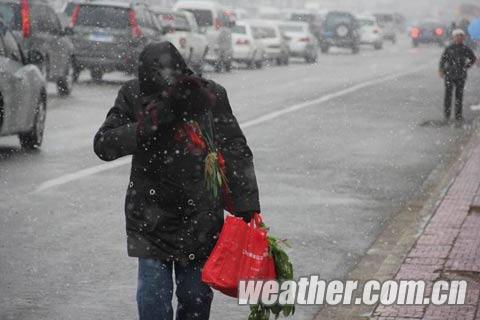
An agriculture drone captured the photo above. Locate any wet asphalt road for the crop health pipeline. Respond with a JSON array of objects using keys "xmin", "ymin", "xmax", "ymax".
[{"xmin": 1, "ymin": 39, "xmax": 480, "ymax": 320}]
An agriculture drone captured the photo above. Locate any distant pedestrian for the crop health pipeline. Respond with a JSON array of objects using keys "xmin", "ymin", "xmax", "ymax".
[
  {"xmin": 439, "ymin": 29, "xmax": 477, "ymax": 122},
  {"xmin": 93, "ymin": 42, "xmax": 260, "ymax": 320}
]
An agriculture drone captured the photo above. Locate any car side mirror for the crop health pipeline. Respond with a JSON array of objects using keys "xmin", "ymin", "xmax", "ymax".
[
  {"xmin": 63, "ymin": 27, "xmax": 74, "ymax": 36},
  {"xmin": 27, "ymin": 50, "xmax": 44, "ymax": 65}
]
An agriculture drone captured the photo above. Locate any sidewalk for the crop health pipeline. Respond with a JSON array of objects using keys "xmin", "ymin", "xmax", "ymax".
[
  {"xmin": 315, "ymin": 131, "xmax": 480, "ymax": 320},
  {"xmin": 373, "ymin": 132, "xmax": 480, "ymax": 320},
  {"xmin": 371, "ymin": 134, "xmax": 480, "ymax": 319}
]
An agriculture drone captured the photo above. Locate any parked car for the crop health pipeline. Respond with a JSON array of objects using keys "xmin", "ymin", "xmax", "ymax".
[
  {"xmin": 357, "ymin": 15, "xmax": 383, "ymax": 50},
  {"xmin": 152, "ymin": 8, "xmax": 209, "ymax": 74},
  {"xmin": 173, "ymin": 0, "xmax": 234, "ymax": 72},
  {"xmin": 409, "ymin": 21, "xmax": 448, "ymax": 47},
  {"xmin": 320, "ymin": 11, "xmax": 360, "ymax": 54},
  {"xmin": 284, "ymin": 8, "xmax": 324, "ymax": 41},
  {"xmin": 231, "ymin": 20, "xmax": 265, "ymax": 68},
  {"xmin": 68, "ymin": 0, "xmax": 162, "ymax": 81},
  {"xmin": 0, "ymin": 0, "xmax": 75, "ymax": 95},
  {"xmin": 0, "ymin": 20, "xmax": 47, "ymax": 149},
  {"xmin": 374, "ymin": 13, "xmax": 397, "ymax": 43},
  {"xmin": 279, "ymin": 21, "xmax": 318, "ymax": 63},
  {"xmin": 251, "ymin": 20, "xmax": 289, "ymax": 65}
]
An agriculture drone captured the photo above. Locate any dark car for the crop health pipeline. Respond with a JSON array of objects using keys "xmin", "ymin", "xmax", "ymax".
[
  {"xmin": 0, "ymin": 0, "xmax": 75, "ymax": 95},
  {"xmin": 410, "ymin": 21, "xmax": 448, "ymax": 47},
  {"xmin": 68, "ymin": 0, "xmax": 163, "ymax": 81},
  {"xmin": 0, "ymin": 19, "xmax": 47, "ymax": 149},
  {"xmin": 320, "ymin": 11, "xmax": 360, "ymax": 54}
]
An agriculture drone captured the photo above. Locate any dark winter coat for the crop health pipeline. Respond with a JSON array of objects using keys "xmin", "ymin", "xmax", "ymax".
[
  {"xmin": 93, "ymin": 43, "xmax": 260, "ymax": 263},
  {"xmin": 439, "ymin": 43, "xmax": 477, "ymax": 80}
]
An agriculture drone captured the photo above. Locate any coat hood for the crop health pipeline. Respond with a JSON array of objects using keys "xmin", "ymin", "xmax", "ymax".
[{"xmin": 138, "ymin": 42, "xmax": 193, "ymax": 96}]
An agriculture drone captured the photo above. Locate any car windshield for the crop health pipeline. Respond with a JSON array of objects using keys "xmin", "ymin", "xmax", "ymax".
[
  {"xmin": 0, "ymin": 3, "xmax": 20, "ymax": 30},
  {"xmin": 325, "ymin": 13, "xmax": 352, "ymax": 29},
  {"xmin": 261, "ymin": 27, "xmax": 277, "ymax": 38},
  {"xmin": 375, "ymin": 14, "xmax": 394, "ymax": 26},
  {"xmin": 157, "ymin": 13, "xmax": 190, "ymax": 31},
  {"xmin": 279, "ymin": 25, "xmax": 304, "ymax": 33},
  {"xmin": 76, "ymin": 5, "xmax": 129, "ymax": 29},
  {"xmin": 291, "ymin": 13, "xmax": 314, "ymax": 23},
  {"xmin": 232, "ymin": 25, "xmax": 247, "ymax": 34},
  {"xmin": 185, "ymin": 9, "xmax": 213, "ymax": 27}
]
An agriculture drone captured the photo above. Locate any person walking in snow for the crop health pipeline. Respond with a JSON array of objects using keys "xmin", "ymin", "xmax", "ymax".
[
  {"xmin": 439, "ymin": 29, "xmax": 477, "ymax": 123},
  {"xmin": 93, "ymin": 42, "xmax": 260, "ymax": 320}
]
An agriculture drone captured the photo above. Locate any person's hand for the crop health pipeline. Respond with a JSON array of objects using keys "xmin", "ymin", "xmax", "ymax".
[
  {"xmin": 236, "ymin": 211, "xmax": 256, "ymax": 223},
  {"xmin": 137, "ymin": 99, "xmax": 175, "ymax": 139}
]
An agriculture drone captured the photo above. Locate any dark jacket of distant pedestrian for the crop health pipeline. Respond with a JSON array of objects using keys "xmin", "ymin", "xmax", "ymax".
[
  {"xmin": 93, "ymin": 42, "xmax": 261, "ymax": 264},
  {"xmin": 439, "ymin": 29, "xmax": 477, "ymax": 121}
]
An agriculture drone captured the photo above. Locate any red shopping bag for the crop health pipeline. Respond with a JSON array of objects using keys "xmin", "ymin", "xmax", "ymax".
[{"xmin": 201, "ymin": 213, "xmax": 276, "ymax": 297}]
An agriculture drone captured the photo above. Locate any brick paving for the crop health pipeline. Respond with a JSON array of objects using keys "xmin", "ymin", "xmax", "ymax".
[{"xmin": 371, "ymin": 139, "xmax": 480, "ymax": 319}]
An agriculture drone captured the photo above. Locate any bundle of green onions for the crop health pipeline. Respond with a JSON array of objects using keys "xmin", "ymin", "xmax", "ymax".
[{"xmin": 248, "ymin": 223, "xmax": 295, "ymax": 320}]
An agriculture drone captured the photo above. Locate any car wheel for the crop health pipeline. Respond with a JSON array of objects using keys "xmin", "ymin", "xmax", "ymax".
[
  {"xmin": 73, "ymin": 64, "xmax": 81, "ymax": 83},
  {"xmin": 90, "ymin": 68, "xmax": 104, "ymax": 81},
  {"xmin": 374, "ymin": 42, "xmax": 382, "ymax": 50},
  {"xmin": 412, "ymin": 41, "xmax": 419, "ymax": 48},
  {"xmin": 320, "ymin": 45, "xmax": 329, "ymax": 53},
  {"xmin": 225, "ymin": 60, "xmax": 232, "ymax": 72},
  {"xmin": 19, "ymin": 94, "xmax": 46, "ymax": 150},
  {"xmin": 352, "ymin": 46, "xmax": 359, "ymax": 54},
  {"xmin": 214, "ymin": 60, "xmax": 223, "ymax": 73},
  {"xmin": 57, "ymin": 57, "xmax": 74, "ymax": 96},
  {"xmin": 255, "ymin": 59, "xmax": 263, "ymax": 69}
]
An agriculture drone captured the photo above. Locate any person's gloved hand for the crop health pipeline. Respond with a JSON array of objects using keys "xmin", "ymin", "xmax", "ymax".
[
  {"xmin": 137, "ymin": 98, "xmax": 175, "ymax": 140},
  {"xmin": 236, "ymin": 211, "xmax": 256, "ymax": 223}
]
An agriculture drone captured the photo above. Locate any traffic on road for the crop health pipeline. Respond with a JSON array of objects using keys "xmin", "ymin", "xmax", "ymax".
[{"xmin": 0, "ymin": 1, "xmax": 479, "ymax": 320}]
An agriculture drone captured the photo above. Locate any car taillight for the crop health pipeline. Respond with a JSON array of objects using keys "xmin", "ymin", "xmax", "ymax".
[
  {"xmin": 20, "ymin": 0, "xmax": 30, "ymax": 38},
  {"xmin": 69, "ymin": 4, "xmax": 80, "ymax": 28},
  {"xmin": 214, "ymin": 18, "xmax": 223, "ymax": 30},
  {"xmin": 236, "ymin": 38, "xmax": 250, "ymax": 45},
  {"xmin": 373, "ymin": 28, "xmax": 379, "ymax": 34},
  {"xmin": 410, "ymin": 27, "xmax": 420, "ymax": 39},
  {"xmin": 129, "ymin": 10, "xmax": 143, "ymax": 38},
  {"xmin": 299, "ymin": 37, "xmax": 310, "ymax": 42},
  {"xmin": 435, "ymin": 27, "xmax": 444, "ymax": 37},
  {"xmin": 179, "ymin": 37, "xmax": 187, "ymax": 48}
]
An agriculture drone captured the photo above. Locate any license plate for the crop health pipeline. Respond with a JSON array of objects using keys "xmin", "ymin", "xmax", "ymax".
[{"xmin": 89, "ymin": 33, "xmax": 113, "ymax": 43}]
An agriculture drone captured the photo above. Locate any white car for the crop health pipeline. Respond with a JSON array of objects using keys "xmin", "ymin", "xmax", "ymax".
[
  {"xmin": 152, "ymin": 9, "xmax": 209, "ymax": 74},
  {"xmin": 231, "ymin": 21, "xmax": 265, "ymax": 69},
  {"xmin": 173, "ymin": 0, "xmax": 234, "ymax": 72},
  {"xmin": 279, "ymin": 21, "xmax": 318, "ymax": 63},
  {"xmin": 357, "ymin": 15, "xmax": 383, "ymax": 50},
  {"xmin": 250, "ymin": 20, "xmax": 289, "ymax": 66}
]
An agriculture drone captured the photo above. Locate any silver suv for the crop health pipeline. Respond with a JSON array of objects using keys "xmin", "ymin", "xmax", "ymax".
[
  {"xmin": 0, "ymin": 0, "xmax": 75, "ymax": 95},
  {"xmin": 68, "ymin": 1, "xmax": 163, "ymax": 81}
]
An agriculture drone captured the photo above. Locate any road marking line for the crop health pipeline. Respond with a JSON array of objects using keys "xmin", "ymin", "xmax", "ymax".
[
  {"xmin": 33, "ymin": 66, "xmax": 426, "ymax": 193},
  {"xmin": 470, "ymin": 104, "xmax": 480, "ymax": 111},
  {"xmin": 34, "ymin": 157, "xmax": 132, "ymax": 193}
]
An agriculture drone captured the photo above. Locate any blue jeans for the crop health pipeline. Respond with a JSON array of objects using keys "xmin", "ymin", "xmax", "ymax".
[{"xmin": 136, "ymin": 258, "xmax": 213, "ymax": 320}]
